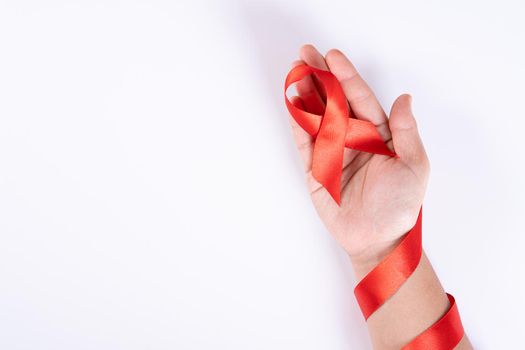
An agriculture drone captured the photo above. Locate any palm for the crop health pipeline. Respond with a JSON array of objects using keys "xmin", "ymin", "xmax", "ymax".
[
  {"xmin": 310, "ymin": 152, "xmax": 425, "ymax": 257},
  {"xmin": 290, "ymin": 46, "xmax": 429, "ymax": 259}
]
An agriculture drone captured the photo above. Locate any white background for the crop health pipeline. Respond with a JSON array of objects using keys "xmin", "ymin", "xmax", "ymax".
[{"xmin": 1, "ymin": 0, "xmax": 524, "ymax": 349}]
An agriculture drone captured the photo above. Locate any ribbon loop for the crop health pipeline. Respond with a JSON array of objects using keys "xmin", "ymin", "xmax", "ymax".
[{"xmin": 284, "ymin": 64, "xmax": 395, "ymax": 204}]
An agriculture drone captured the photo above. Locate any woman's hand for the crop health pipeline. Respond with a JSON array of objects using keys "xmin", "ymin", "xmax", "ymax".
[{"xmin": 289, "ymin": 45, "xmax": 430, "ymax": 278}]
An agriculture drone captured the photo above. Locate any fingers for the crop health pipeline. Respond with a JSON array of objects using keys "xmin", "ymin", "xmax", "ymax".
[
  {"xmin": 289, "ymin": 96, "xmax": 313, "ymax": 172},
  {"xmin": 295, "ymin": 45, "xmax": 363, "ymax": 188},
  {"xmin": 288, "ymin": 45, "xmax": 330, "ymax": 172},
  {"xmin": 300, "ymin": 44, "xmax": 329, "ymax": 71},
  {"xmin": 291, "ymin": 44, "xmax": 330, "ymax": 115},
  {"xmin": 291, "ymin": 59, "xmax": 325, "ymax": 115},
  {"xmin": 389, "ymin": 94, "xmax": 429, "ymax": 175},
  {"xmin": 300, "ymin": 44, "xmax": 329, "ymax": 101},
  {"xmin": 324, "ymin": 49, "xmax": 391, "ymax": 141}
]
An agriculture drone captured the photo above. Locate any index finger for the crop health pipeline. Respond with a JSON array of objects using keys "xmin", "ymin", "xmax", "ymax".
[{"xmin": 325, "ymin": 49, "xmax": 391, "ymax": 141}]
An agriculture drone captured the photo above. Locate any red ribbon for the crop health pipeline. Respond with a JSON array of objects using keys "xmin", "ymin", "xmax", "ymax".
[
  {"xmin": 355, "ymin": 210, "xmax": 464, "ymax": 349},
  {"xmin": 284, "ymin": 64, "xmax": 396, "ymax": 204},
  {"xmin": 284, "ymin": 64, "xmax": 465, "ymax": 349}
]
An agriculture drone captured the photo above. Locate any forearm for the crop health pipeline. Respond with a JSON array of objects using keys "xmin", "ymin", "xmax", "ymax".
[{"xmin": 352, "ymin": 251, "xmax": 473, "ymax": 350}]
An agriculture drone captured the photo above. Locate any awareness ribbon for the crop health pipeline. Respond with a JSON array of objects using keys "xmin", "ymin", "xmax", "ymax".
[
  {"xmin": 284, "ymin": 64, "xmax": 465, "ymax": 349},
  {"xmin": 284, "ymin": 64, "xmax": 396, "ymax": 204}
]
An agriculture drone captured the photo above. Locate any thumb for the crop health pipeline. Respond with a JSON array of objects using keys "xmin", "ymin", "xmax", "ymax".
[{"xmin": 389, "ymin": 94, "xmax": 429, "ymax": 172}]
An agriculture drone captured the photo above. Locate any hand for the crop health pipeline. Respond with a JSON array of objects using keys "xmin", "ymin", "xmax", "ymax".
[{"xmin": 289, "ymin": 45, "xmax": 430, "ymax": 278}]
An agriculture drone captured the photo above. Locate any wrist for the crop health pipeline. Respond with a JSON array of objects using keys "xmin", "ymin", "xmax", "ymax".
[{"xmin": 349, "ymin": 237, "xmax": 403, "ymax": 280}]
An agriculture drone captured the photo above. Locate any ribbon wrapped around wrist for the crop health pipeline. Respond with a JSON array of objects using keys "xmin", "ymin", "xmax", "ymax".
[
  {"xmin": 355, "ymin": 210, "xmax": 464, "ymax": 349},
  {"xmin": 284, "ymin": 64, "xmax": 465, "ymax": 349}
]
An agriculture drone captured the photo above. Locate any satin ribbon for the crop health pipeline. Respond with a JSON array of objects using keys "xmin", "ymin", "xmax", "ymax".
[
  {"xmin": 355, "ymin": 210, "xmax": 464, "ymax": 349},
  {"xmin": 284, "ymin": 64, "xmax": 465, "ymax": 349},
  {"xmin": 284, "ymin": 64, "xmax": 396, "ymax": 204}
]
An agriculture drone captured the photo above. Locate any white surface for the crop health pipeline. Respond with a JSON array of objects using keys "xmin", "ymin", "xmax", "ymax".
[{"xmin": 0, "ymin": 1, "xmax": 524, "ymax": 349}]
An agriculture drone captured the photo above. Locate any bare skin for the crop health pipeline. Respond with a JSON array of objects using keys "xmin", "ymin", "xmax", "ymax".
[{"xmin": 288, "ymin": 45, "xmax": 473, "ymax": 349}]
